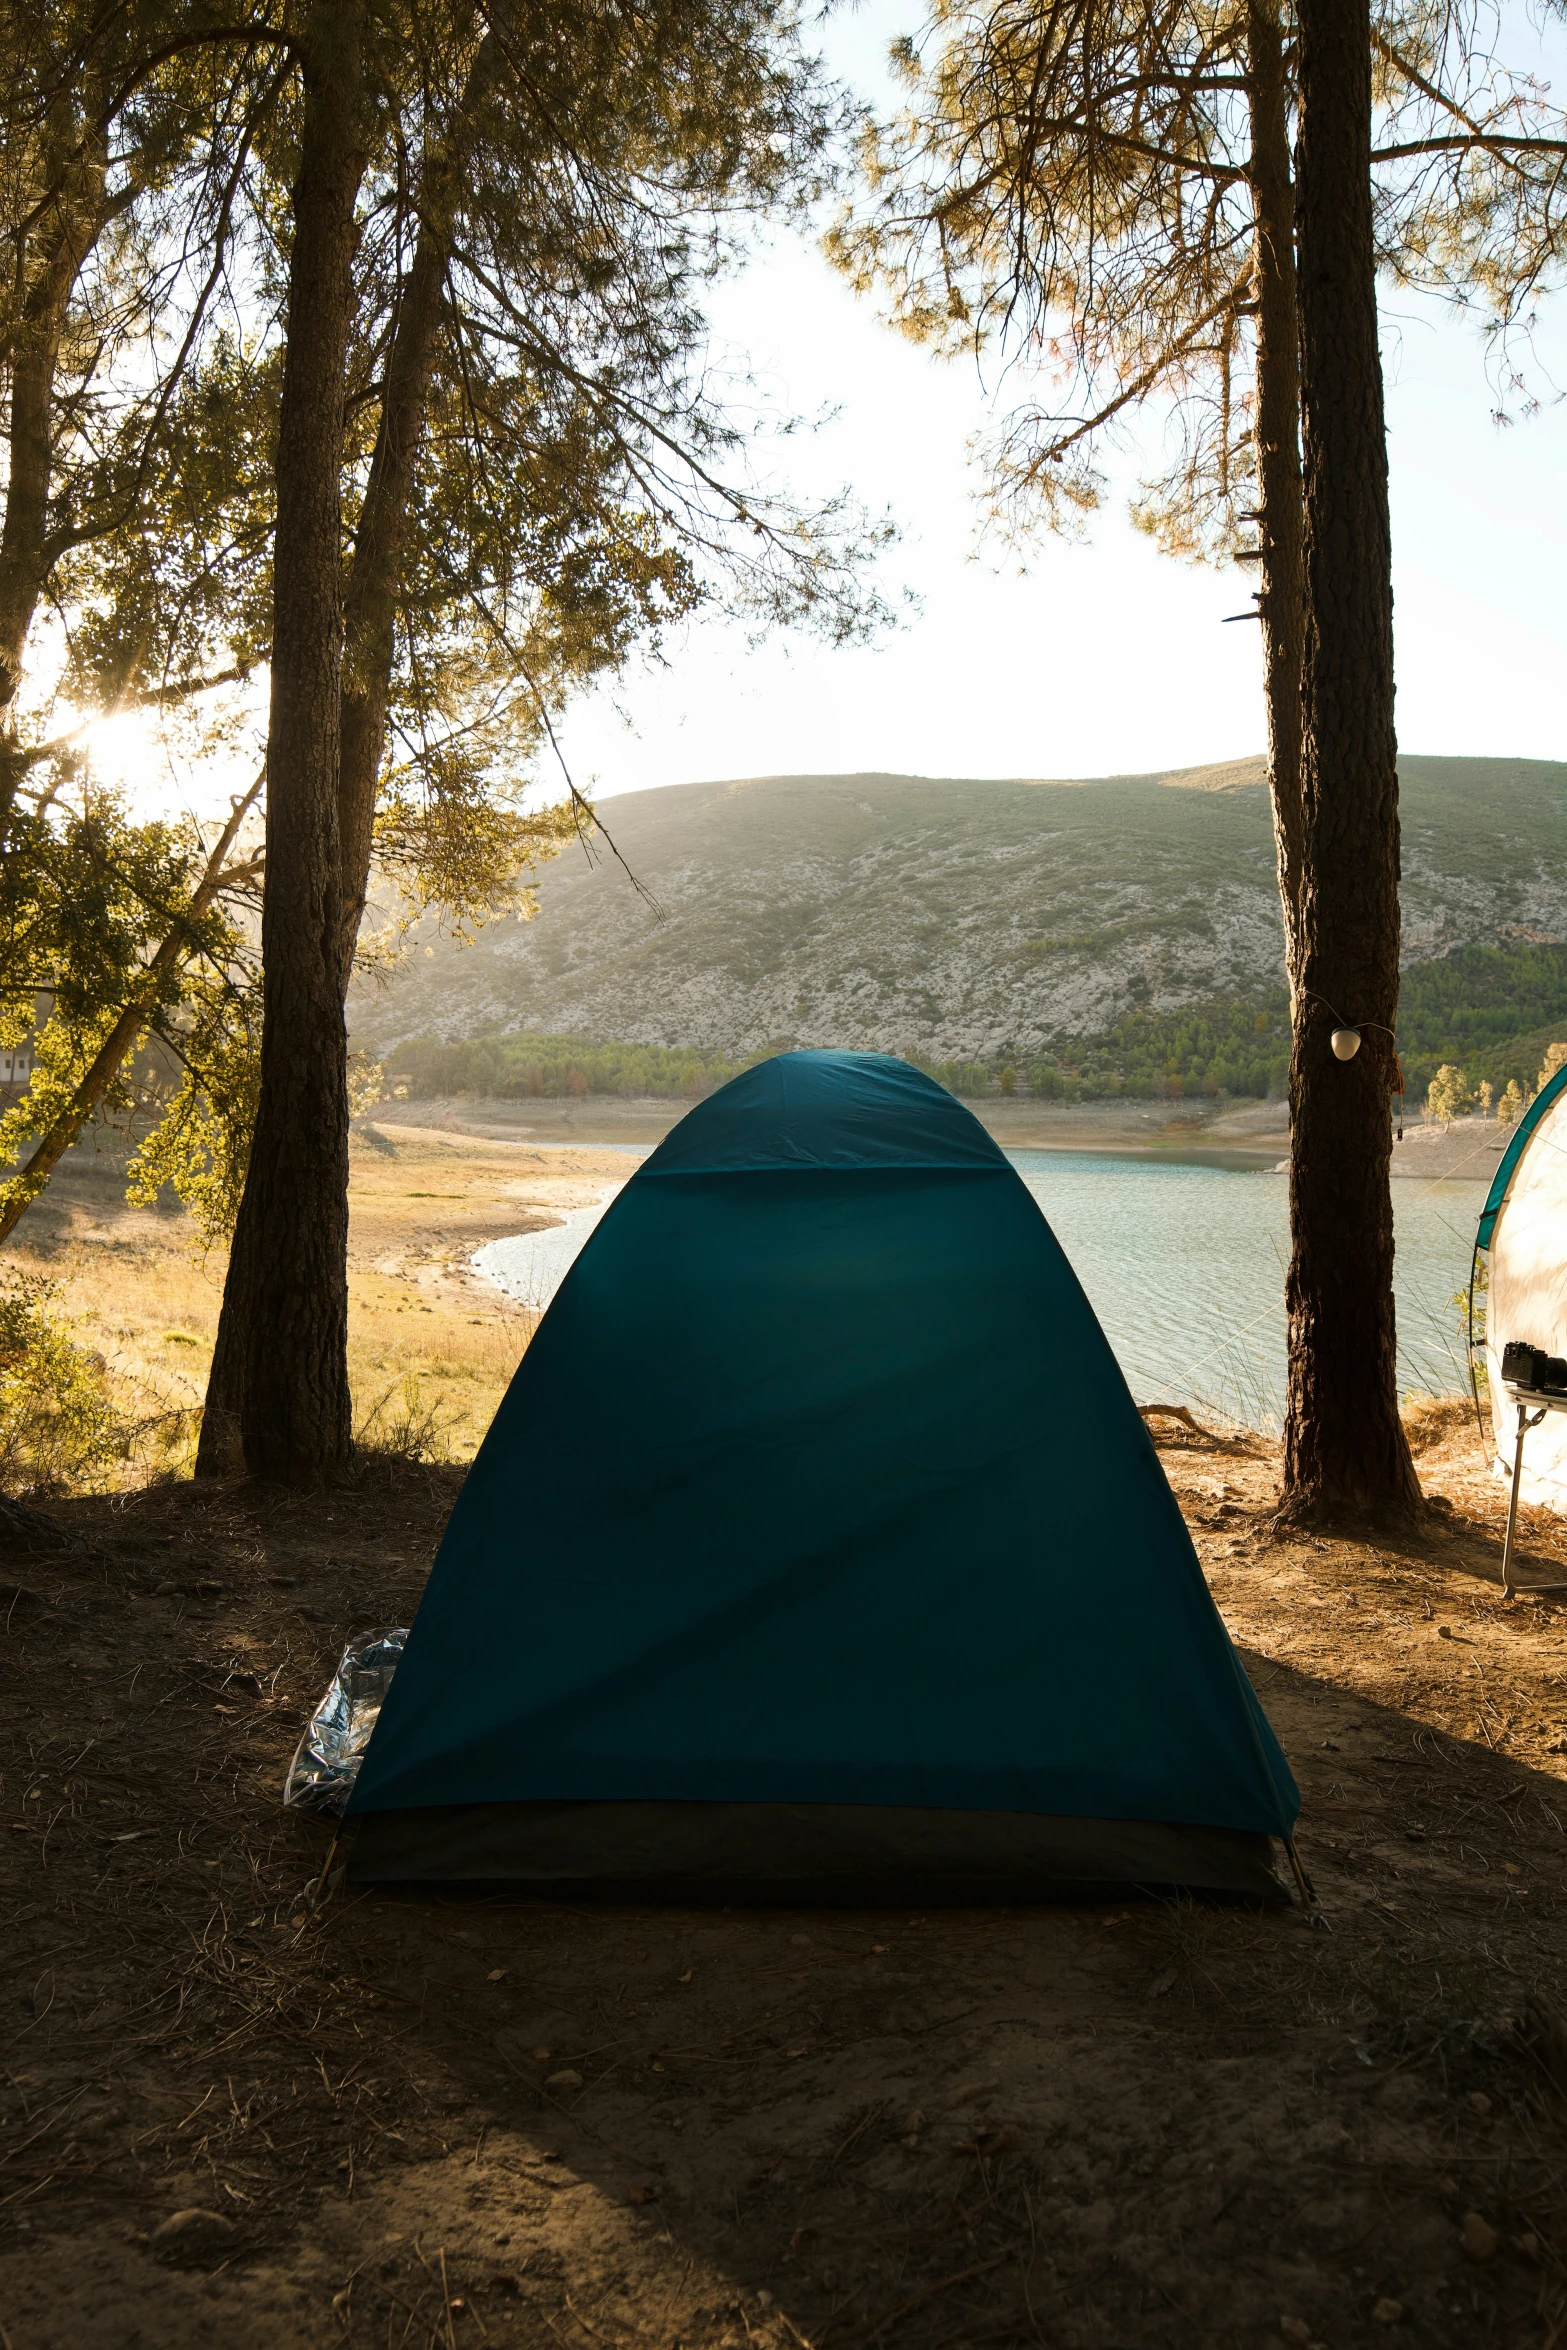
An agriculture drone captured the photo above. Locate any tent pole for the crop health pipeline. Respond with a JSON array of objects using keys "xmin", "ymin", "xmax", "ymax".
[{"xmin": 1283, "ymin": 1838, "xmax": 1325, "ymax": 1923}]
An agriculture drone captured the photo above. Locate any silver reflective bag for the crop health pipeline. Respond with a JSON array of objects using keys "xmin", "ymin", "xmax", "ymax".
[{"xmin": 283, "ymin": 1628, "xmax": 406, "ymax": 1815}]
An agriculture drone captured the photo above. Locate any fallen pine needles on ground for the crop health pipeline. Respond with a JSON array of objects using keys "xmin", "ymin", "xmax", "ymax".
[{"xmin": 2, "ymin": 1408, "xmax": 1566, "ymax": 2349}]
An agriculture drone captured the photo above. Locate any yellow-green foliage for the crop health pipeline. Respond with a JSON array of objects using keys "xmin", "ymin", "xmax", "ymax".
[
  {"xmin": 1497, "ymin": 1078, "xmax": 1527, "ymax": 1127},
  {"xmin": 0, "ymin": 1273, "xmax": 124, "ymax": 1496},
  {"xmin": 0, "ymin": 785, "xmax": 263, "ymax": 1245},
  {"xmin": 1425, "ymin": 1064, "xmax": 1474, "ymax": 1124},
  {"xmin": 125, "ymin": 992, "xmax": 261, "ymax": 1247},
  {"xmin": 1540, "ymin": 1042, "xmax": 1567, "ymax": 1092}
]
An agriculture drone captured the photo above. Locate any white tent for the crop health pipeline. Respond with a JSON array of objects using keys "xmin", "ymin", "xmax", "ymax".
[{"xmin": 1479, "ymin": 1065, "xmax": 1567, "ymax": 1511}]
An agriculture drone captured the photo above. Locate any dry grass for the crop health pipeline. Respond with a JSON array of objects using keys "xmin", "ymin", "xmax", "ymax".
[{"xmin": 2, "ymin": 1120, "xmax": 632, "ymax": 1472}]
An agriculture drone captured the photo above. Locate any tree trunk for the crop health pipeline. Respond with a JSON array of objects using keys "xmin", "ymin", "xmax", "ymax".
[
  {"xmin": 335, "ymin": 33, "xmax": 499, "ymax": 999},
  {"xmin": 0, "ymin": 115, "xmax": 109, "ymax": 838},
  {"xmin": 334, "ymin": 207, "xmax": 447, "ymax": 999},
  {"xmin": 1282, "ymin": 0, "xmax": 1420, "ymax": 1523},
  {"xmin": 196, "ymin": 0, "xmax": 367, "ymax": 1485},
  {"xmin": 1245, "ymin": 0, "xmax": 1305, "ymax": 994}
]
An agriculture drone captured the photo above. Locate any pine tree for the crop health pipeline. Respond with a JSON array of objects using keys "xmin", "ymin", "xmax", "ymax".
[{"xmin": 832, "ymin": 0, "xmax": 1565, "ymax": 1519}]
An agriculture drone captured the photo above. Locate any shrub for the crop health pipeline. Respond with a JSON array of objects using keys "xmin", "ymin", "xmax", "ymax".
[
  {"xmin": 1425, "ymin": 1064, "xmax": 1473, "ymax": 1124},
  {"xmin": 355, "ymin": 1372, "xmax": 457, "ymax": 1464},
  {"xmin": 347, "ymin": 1052, "xmax": 385, "ymax": 1120},
  {"xmin": 0, "ymin": 1274, "xmax": 124, "ymax": 1496},
  {"xmin": 1539, "ymin": 1041, "xmax": 1567, "ymax": 1092}
]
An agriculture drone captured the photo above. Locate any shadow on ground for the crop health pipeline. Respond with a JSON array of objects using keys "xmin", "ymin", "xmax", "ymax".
[{"xmin": 2, "ymin": 1458, "xmax": 1565, "ymax": 2350}]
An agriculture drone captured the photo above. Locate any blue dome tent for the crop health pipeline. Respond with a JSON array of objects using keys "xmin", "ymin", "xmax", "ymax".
[{"xmin": 347, "ymin": 1051, "xmax": 1299, "ymax": 1900}]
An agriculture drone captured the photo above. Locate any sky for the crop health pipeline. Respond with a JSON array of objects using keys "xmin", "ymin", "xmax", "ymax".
[
  {"xmin": 79, "ymin": 0, "xmax": 1567, "ymax": 816},
  {"xmin": 547, "ymin": 0, "xmax": 1567, "ymax": 799}
]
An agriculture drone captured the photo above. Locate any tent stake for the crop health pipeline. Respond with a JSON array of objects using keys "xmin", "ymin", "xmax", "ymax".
[
  {"xmin": 286, "ymin": 1825, "xmax": 346, "ymax": 1950},
  {"xmin": 307, "ymin": 1823, "xmax": 345, "ymax": 1912},
  {"xmin": 1284, "ymin": 1839, "xmax": 1326, "ymax": 1925}
]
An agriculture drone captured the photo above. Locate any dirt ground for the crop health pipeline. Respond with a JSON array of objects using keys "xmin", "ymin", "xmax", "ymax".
[{"xmin": 4, "ymin": 1401, "xmax": 1567, "ymax": 2350}]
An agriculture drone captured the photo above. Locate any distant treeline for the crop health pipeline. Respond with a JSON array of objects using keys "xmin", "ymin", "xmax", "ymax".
[
  {"xmin": 993, "ymin": 998, "xmax": 1292, "ymax": 1103},
  {"xmin": 376, "ymin": 1012, "xmax": 1293, "ymax": 1105},
  {"xmin": 372, "ymin": 941, "xmax": 1567, "ymax": 1107},
  {"xmin": 1009, "ymin": 944, "xmax": 1567, "ymax": 1103},
  {"xmin": 1396, "ymin": 941, "xmax": 1567, "ymax": 1095},
  {"xmin": 380, "ymin": 1033, "xmax": 757, "ymax": 1100}
]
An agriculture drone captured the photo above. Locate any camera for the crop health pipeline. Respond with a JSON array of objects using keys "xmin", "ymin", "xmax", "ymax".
[{"xmin": 1501, "ymin": 1341, "xmax": 1567, "ymax": 1393}]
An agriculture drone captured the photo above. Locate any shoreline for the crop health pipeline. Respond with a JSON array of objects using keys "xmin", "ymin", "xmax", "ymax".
[{"xmin": 372, "ymin": 1092, "xmax": 1505, "ymax": 1179}]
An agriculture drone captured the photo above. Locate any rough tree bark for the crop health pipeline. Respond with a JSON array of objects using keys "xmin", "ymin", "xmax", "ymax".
[
  {"xmin": 196, "ymin": 0, "xmax": 368, "ymax": 1484},
  {"xmin": 0, "ymin": 108, "xmax": 111, "ymax": 838},
  {"xmin": 1245, "ymin": 0, "xmax": 1306, "ymax": 993},
  {"xmin": 1282, "ymin": 0, "xmax": 1420, "ymax": 1523},
  {"xmin": 202, "ymin": 28, "xmax": 485, "ymax": 1469},
  {"xmin": 335, "ymin": 34, "xmax": 499, "ymax": 998}
]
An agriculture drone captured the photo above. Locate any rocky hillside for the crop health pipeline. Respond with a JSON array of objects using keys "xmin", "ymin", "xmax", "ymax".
[{"xmin": 351, "ymin": 756, "xmax": 1567, "ymax": 1063}]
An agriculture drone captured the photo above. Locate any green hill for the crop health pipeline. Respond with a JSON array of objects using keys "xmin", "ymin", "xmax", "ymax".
[{"xmin": 351, "ymin": 755, "xmax": 1567, "ymax": 1085}]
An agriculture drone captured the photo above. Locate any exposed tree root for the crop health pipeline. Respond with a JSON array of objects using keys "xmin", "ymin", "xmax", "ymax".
[{"xmin": 1136, "ymin": 1402, "xmax": 1260, "ymax": 1455}]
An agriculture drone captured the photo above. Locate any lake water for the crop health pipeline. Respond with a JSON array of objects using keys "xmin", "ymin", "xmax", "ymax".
[{"xmin": 473, "ymin": 1152, "xmax": 1486, "ymax": 1432}]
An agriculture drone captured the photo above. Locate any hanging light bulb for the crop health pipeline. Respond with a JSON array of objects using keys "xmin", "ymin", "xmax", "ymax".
[{"xmin": 1330, "ymin": 1028, "xmax": 1362, "ymax": 1061}]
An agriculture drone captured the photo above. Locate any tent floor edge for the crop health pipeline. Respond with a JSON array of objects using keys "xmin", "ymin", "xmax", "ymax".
[{"xmin": 344, "ymin": 1800, "xmax": 1290, "ymax": 1906}]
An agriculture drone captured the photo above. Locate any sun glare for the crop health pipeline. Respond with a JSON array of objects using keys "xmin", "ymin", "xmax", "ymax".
[
  {"xmin": 62, "ymin": 684, "xmax": 267, "ymax": 824},
  {"xmin": 81, "ymin": 706, "xmax": 155, "ymax": 786}
]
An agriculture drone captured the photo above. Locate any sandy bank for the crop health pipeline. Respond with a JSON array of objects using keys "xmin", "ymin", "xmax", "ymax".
[
  {"xmin": 373, "ymin": 1092, "xmax": 1512, "ymax": 1179},
  {"xmin": 374, "ymin": 1091, "xmax": 1294, "ymax": 1166}
]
